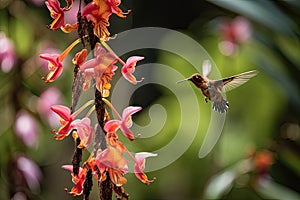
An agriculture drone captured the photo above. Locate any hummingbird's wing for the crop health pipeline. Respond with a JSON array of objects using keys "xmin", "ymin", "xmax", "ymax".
[
  {"xmin": 202, "ymin": 60, "xmax": 212, "ymax": 78},
  {"xmin": 216, "ymin": 70, "xmax": 258, "ymax": 92}
]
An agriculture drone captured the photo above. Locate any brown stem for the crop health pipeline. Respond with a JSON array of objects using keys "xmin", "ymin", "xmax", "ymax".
[
  {"xmin": 78, "ymin": 1, "xmax": 112, "ymax": 198},
  {"xmin": 83, "ymin": 169, "xmax": 93, "ymax": 200},
  {"xmin": 72, "ymin": 137, "xmax": 82, "ymax": 176},
  {"xmin": 99, "ymin": 171, "xmax": 113, "ymax": 200},
  {"xmin": 113, "ymin": 185, "xmax": 129, "ymax": 200},
  {"xmin": 71, "ymin": 65, "xmax": 84, "ymax": 113},
  {"xmin": 95, "ymin": 90, "xmax": 113, "ymax": 200}
]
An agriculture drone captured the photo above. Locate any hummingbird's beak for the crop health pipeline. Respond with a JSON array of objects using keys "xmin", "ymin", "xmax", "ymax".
[{"xmin": 176, "ymin": 78, "xmax": 189, "ymax": 84}]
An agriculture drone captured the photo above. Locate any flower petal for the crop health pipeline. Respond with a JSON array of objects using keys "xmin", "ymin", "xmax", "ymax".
[
  {"xmin": 119, "ymin": 123, "xmax": 135, "ymax": 141},
  {"xmin": 45, "ymin": 64, "xmax": 63, "ymax": 83},
  {"xmin": 39, "ymin": 54, "xmax": 62, "ymax": 82},
  {"xmin": 50, "ymin": 105, "xmax": 71, "ymax": 121},
  {"xmin": 39, "ymin": 53, "xmax": 59, "ymax": 67},
  {"xmin": 104, "ymin": 120, "xmax": 121, "ymax": 133},
  {"xmin": 134, "ymin": 152, "xmax": 157, "ymax": 185},
  {"xmin": 135, "ymin": 152, "xmax": 158, "ymax": 171},
  {"xmin": 121, "ymin": 56, "xmax": 144, "ymax": 85},
  {"xmin": 96, "ymin": 146, "xmax": 128, "ymax": 169},
  {"xmin": 72, "ymin": 48, "xmax": 87, "ymax": 67},
  {"xmin": 71, "ymin": 117, "xmax": 93, "ymax": 149},
  {"xmin": 62, "ymin": 165, "xmax": 86, "ymax": 196},
  {"xmin": 45, "ymin": 0, "xmax": 65, "ymax": 30},
  {"xmin": 55, "ymin": 120, "xmax": 72, "ymax": 140},
  {"xmin": 122, "ymin": 106, "xmax": 142, "ymax": 127}
]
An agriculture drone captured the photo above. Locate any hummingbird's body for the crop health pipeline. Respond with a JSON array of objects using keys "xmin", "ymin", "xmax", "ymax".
[{"xmin": 177, "ymin": 60, "xmax": 258, "ymax": 113}]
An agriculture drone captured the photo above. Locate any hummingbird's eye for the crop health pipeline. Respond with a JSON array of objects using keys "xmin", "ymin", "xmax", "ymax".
[{"xmin": 193, "ymin": 75, "xmax": 202, "ymax": 82}]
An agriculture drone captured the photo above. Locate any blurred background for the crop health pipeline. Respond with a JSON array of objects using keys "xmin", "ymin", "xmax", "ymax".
[{"xmin": 0, "ymin": 0, "xmax": 300, "ymax": 199}]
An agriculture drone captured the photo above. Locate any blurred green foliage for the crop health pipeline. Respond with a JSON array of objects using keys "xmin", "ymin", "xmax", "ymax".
[{"xmin": 0, "ymin": 0, "xmax": 300, "ymax": 199}]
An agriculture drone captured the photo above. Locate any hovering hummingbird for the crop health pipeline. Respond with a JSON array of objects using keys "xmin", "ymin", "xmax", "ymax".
[{"xmin": 177, "ymin": 60, "xmax": 258, "ymax": 113}]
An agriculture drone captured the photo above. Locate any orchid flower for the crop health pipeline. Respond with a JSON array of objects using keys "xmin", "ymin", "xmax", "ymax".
[
  {"xmin": 121, "ymin": 56, "xmax": 144, "ymax": 85},
  {"xmin": 72, "ymin": 117, "xmax": 94, "ymax": 149},
  {"xmin": 218, "ymin": 16, "xmax": 251, "ymax": 56},
  {"xmin": 16, "ymin": 156, "xmax": 42, "ymax": 191},
  {"xmin": 37, "ymin": 87, "xmax": 61, "ymax": 126},
  {"xmin": 72, "ymin": 48, "xmax": 88, "ymax": 67},
  {"xmin": 107, "ymin": 0, "xmax": 131, "ymax": 18},
  {"xmin": 50, "ymin": 105, "xmax": 75, "ymax": 140},
  {"xmin": 80, "ymin": 43, "xmax": 117, "ymax": 94},
  {"xmin": 0, "ymin": 32, "xmax": 16, "ymax": 73},
  {"xmin": 134, "ymin": 152, "xmax": 157, "ymax": 185},
  {"xmin": 50, "ymin": 100, "xmax": 94, "ymax": 140},
  {"xmin": 62, "ymin": 165, "xmax": 87, "ymax": 196},
  {"xmin": 40, "ymin": 38, "xmax": 80, "ymax": 82},
  {"xmin": 45, "ymin": 0, "xmax": 65, "ymax": 30},
  {"xmin": 14, "ymin": 110, "xmax": 39, "ymax": 147},
  {"xmin": 82, "ymin": 0, "xmax": 130, "ymax": 40},
  {"xmin": 104, "ymin": 106, "xmax": 142, "ymax": 141},
  {"xmin": 45, "ymin": 0, "xmax": 75, "ymax": 30},
  {"xmin": 96, "ymin": 145, "xmax": 129, "ymax": 186}
]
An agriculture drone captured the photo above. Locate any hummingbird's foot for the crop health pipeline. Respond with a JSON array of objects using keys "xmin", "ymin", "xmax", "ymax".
[{"xmin": 205, "ymin": 97, "xmax": 208, "ymax": 103}]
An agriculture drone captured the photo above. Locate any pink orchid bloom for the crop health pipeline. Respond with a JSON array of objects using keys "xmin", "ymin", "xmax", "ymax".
[
  {"xmin": 39, "ymin": 53, "xmax": 63, "ymax": 82},
  {"xmin": 80, "ymin": 43, "xmax": 117, "ymax": 93},
  {"xmin": 82, "ymin": 0, "xmax": 130, "ymax": 40},
  {"xmin": 16, "ymin": 156, "xmax": 42, "ymax": 191},
  {"xmin": 121, "ymin": 56, "xmax": 144, "ymax": 85},
  {"xmin": 107, "ymin": 0, "xmax": 131, "ymax": 18},
  {"xmin": 82, "ymin": 68, "xmax": 95, "ymax": 91},
  {"xmin": 36, "ymin": 87, "xmax": 61, "ymax": 126},
  {"xmin": 96, "ymin": 145, "xmax": 128, "ymax": 186},
  {"xmin": 44, "ymin": 0, "xmax": 74, "ymax": 31},
  {"xmin": 81, "ymin": 1, "xmax": 111, "ymax": 40},
  {"xmin": 14, "ymin": 110, "xmax": 39, "ymax": 147},
  {"xmin": 50, "ymin": 105, "xmax": 74, "ymax": 140},
  {"xmin": 72, "ymin": 48, "xmax": 88, "ymax": 67},
  {"xmin": 104, "ymin": 106, "xmax": 142, "ymax": 141},
  {"xmin": 97, "ymin": 64, "xmax": 118, "ymax": 97},
  {"xmin": 218, "ymin": 16, "xmax": 251, "ymax": 56},
  {"xmin": 134, "ymin": 152, "xmax": 157, "ymax": 185},
  {"xmin": 62, "ymin": 165, "xmax": 86, "ymax": 196},
  {"xmin": 0, "ymin": 32, "xmax": 16, "ymax": 73},
  {"xmin": 38, "ymin": 46, "xmax": 60, "ymax": 72},
  {"xmin": 40, "ymin": 39, "xmax": 80, "ymax": 82},
  {"xmin": 45, "ymin": 0, "xmax": 65, "ymax": 30},
  {"xmin": 72, "ymin": 117, "xmax": 94, "ymax": 149},
  {"xmin": 82, "ymin": 0, "xmax": 130, "ymax": 23}
]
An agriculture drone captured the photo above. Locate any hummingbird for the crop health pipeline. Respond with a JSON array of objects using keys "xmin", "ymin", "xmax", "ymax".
[{"xmin": 177, "ymin": 60, "xmax": 258, "ymax": 113}]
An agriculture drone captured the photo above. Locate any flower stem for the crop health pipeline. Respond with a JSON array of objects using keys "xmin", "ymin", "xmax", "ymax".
[
  {"xmin": 72, "ymin": 99, "xmax": 95, "ymax": 118},
  {"xmin": 101, "ymin": 98, "xmax": 122, "ymax": 120},
  {"xmin": 100, "ymin": 41, "xmax": 126, "ymax": 65},
  {"xmin": 58, "ymin": 35, "xmax": 88, "ymax": 61},
  {"xmin": 85, "ymin": 105, "xmax": 95, "ymax": 118}
]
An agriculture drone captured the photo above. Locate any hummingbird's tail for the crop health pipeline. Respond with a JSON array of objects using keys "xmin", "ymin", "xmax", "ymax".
[{"xmin": 212, "ymin": 99, "xmax": 229, "ymax": 113}]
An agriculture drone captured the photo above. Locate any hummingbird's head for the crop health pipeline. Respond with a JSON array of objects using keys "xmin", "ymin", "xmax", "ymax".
[
  {"xmin": 188, "ymin": 73, "xmax": 205, "ymax": 86},
  {"xmin": 176, "ymin": 73, "xmax": 205, "ymax": 86}
]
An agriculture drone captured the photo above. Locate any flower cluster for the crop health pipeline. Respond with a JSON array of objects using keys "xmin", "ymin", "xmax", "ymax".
[
  {"xmin": 45, "ymin": 0, "xmax": 130, "ymax": 40},
  {"xmin": 40, "ymin": 0, "xmax": 156, "ymax": 198},
  {"xmin": 51, "ymin": 100, "xmax": 156, "ymax": 196}
]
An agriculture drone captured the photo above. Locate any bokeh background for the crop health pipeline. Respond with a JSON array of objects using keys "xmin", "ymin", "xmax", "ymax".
[{"xmin": 0, "ymin": 0, "xmax": 300, "ymax": 199}]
